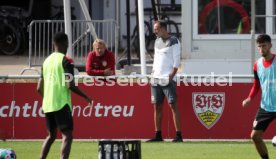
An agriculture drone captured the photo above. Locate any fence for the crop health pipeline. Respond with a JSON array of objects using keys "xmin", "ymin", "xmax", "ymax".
[{"xmin": 21, "ymin": 20, "xmax": 118, "ymax": 74}]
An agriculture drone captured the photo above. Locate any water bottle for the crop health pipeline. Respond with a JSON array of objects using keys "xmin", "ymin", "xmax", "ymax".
[
  {"xmin": 105, "ymin": 144, "xmax": 111, "ymax": 159},
  {"xmin": 113, "ymin": 144, "xmax": 118, "ymax": 159},
  {"xmin": 98, "ymin": 145, "xmax": 102, "ymax": 159},
  {"xmin": 125, "ymin": 144, "xmax": 129, "ymax": 159},
  {"xmin": 119, "ymin": 145, "xmax": 124, "ymax": 159}
]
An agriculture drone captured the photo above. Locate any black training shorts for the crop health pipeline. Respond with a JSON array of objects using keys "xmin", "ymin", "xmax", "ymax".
[
  {"xmin": 45, "ymin": 104, "xmax": 73, "ymax": 132},
  {"xmin": 253, "ymin": 107, "xmax": 276, "ymax": 131}
]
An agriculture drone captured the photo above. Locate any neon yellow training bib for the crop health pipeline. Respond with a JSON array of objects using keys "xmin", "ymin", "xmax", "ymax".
[{"xmin": 42, "ymin": 52, "xmax": 71, "ymax": 113}]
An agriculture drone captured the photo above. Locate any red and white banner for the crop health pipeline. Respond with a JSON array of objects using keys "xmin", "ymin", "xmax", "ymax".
[{"xmin": 1, "ymin": 82, "xmax": 275, "ymax": 139}]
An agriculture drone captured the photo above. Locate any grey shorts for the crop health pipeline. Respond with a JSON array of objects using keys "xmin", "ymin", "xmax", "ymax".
[{"xmin": 151, "ymin": 80, "xmax": 177, "ymax": 105}]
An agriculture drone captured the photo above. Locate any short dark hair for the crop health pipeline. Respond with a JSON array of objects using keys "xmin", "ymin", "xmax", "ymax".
[
  {"xmin": 155, "ymin": 20, "xmax": 167, "ymax": 30},
  {"xmin": 256, "ymin": 34, "xmax": 271, "ymax": 43},
  {"xmin": 53, "ymin": 32, "xmax": 68, "ymax": 46}
]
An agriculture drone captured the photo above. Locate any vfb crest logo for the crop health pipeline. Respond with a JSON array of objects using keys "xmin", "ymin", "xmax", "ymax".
[{"xmin": 192, "ymin": 92, "xmax": 225, "ymax": 129}]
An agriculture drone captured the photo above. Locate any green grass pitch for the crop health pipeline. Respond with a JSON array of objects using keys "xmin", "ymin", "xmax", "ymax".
[{"xmin": 0, "ymin": 140, "xmax": 276, "ymax": 159}]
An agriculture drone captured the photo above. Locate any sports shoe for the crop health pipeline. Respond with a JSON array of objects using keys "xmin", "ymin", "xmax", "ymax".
[
  {"xmin": 146, "ymin": 137, "xmax": 163, "ymax": 142},
  {"xmin": 172, "ymin": 135, "xmax": 183, "ymax": 142},
  {"xmin": 146, "ymin": 131, "xmax": 163, "ymax": 142}
]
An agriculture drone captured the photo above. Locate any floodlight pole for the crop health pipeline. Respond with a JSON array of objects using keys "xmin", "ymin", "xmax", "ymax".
[{"xmin": 138, "ymin": 0, "xmax": 147, "ymax": 75}]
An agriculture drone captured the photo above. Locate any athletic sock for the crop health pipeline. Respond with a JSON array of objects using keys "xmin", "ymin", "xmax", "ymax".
[
  {"xmin": 176, "ymin": 131, "xmax": 182, "ymax": 137},
  {"xmin": 155, "ymin": 131, "xmax": 162, "ymax": 139}
]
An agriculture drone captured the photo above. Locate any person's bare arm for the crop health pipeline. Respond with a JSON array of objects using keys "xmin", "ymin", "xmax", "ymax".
[
  {"xmin": 242, "ymin": 97, "xmax": 252, "ymax": 107},
  {"xmin": 169, "ymin": 67, "xmax": 178, "ymax": 81},
  {"xmin": 37, "ymin": 78, "xmax": 44, "ymax": 97},
  {"xmin": 66, "ymin": 75, "xmax": 92, "ymax": 104},
  {"xmin": 64, "ymin": 56, "xmax": 92, "ymax": 103}
]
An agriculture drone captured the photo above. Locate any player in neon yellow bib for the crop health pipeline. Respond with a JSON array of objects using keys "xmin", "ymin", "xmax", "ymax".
[
  {"xmin": 42, "ymin": 51, "xmax": 71, "ymax": 113},
  {"xmin": 37, "ymin": 32, "xmax": 92, "ymax": 159}
]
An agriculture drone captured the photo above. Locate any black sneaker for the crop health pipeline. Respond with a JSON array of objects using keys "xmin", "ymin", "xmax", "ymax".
[
  {"xmin": 147, "ymin": 131, "xmax": 163, "ymax": 142},
  {"xmin": 146, "ymin": 137, "xmax": 163, "ymax": 142},
  {"xmin": 172, "ymin": 135, "xmax": 183, "ymax": 142}
]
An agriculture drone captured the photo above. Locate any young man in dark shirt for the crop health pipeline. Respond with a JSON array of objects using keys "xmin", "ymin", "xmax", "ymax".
[{"xmin": 37, "ymin": 32, "xmax": 92, "ymax": 159}]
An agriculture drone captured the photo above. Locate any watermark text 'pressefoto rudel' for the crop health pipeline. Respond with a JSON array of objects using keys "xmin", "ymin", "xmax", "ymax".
[{"xmin": 62, "ymin": 72, "xmax": 233, "ymax": 87}]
